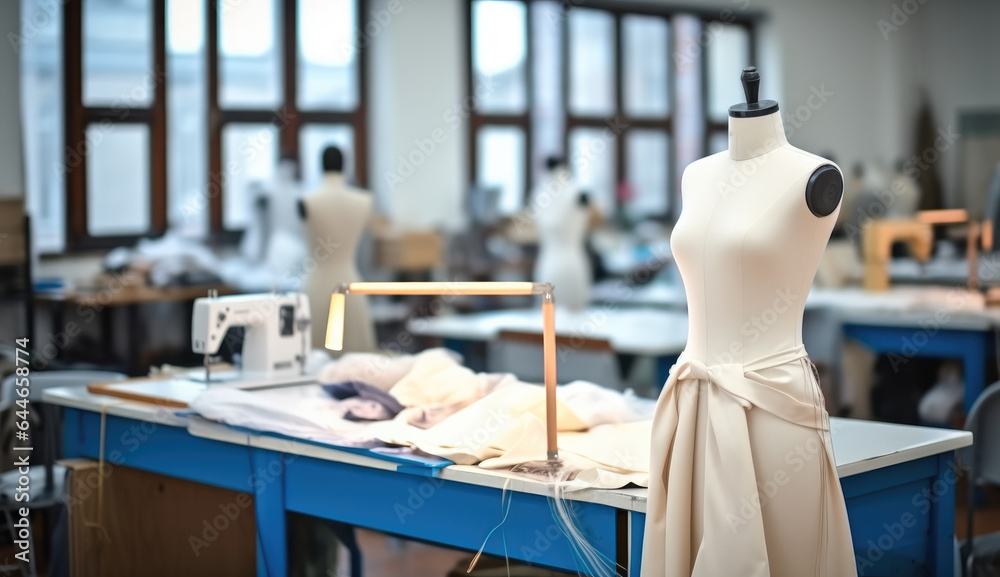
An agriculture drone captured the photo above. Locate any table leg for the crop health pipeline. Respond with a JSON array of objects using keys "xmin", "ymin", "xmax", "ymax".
[
  {"xmin": 51, "ymin": 300, "xmax": 66, "ymax": 367},
  {"xmin": 615, "ymin": 509, "xmax": 628, "ymax": 576},
  {"xmin": 929, "ymin": 454, "xmax": 959, "ymax": 576},
  {"xmin": 127, "ymin": 303, "xmax": 142, "ymax": 375},
  {"xmin": 101, "ymin": 306, "xmax": 115, "ymax": 366},
  {"xmin": 629, "ymin": 511, "xmax": 645, "ymax": 576},
  {"xmin": 251, "ymin": 448, "xmax": 287, "ymax": 577},
  {"xmin": 962, "ymin": 336, "xmax": 990, "ymax": 415},
  {"xmin": 326, "ymin": 521, "xmax": 362, "ymax": 577}
]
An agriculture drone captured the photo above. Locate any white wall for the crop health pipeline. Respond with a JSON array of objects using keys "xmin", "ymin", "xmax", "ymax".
[
  {"xmin": 0, "ymin": 0, "xmax": 24, "ymax": 199},
  {"xmin": 913, "ymin": 0, "xmax": 1000, "ymax": 207},
  {"xmin": 368, "ymin": 0, "xmax": 467, "ymax": 231},
  {"xmin": 715, "ymin": 0, "xmax": 999, "ymax": 207},
  {"xmin": 696, "ymin": 0, "xmax": 920, "ymax": 171}
]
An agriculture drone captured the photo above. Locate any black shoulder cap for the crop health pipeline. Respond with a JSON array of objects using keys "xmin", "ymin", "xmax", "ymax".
[{"xmin": 805, "ymin": 164, "xmax": 843, "ymax": 218}]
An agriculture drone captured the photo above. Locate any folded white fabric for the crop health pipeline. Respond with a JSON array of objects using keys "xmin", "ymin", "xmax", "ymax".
[
  {"xmin": 316, "ymin": 347, "xmax": 461, "ymax": 392},
  {"xmin": 191, "ymin": 350, "xmax": 654, "ymax": 489},
  {"xmin": 375, "ymin": 379, "xmax": 652, "ymax": 488},
  {"xmin": 190, "ymin": 384, "xmax": 377, "ymax": 446}
]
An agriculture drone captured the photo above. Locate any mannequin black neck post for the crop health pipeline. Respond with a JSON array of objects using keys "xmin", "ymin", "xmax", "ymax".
[
  {"xmin": 727, "ymin": 66, "xmax": 787, "ymax": 161},
  {"xmin": 728, "ymin": 66, "xmax": 779, "ymax": 119}
]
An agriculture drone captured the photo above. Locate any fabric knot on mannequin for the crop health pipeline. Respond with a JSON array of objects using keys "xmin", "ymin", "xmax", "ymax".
[
  {"xmin": 664, "ymin": 346, "xmax": 828, "ymax": 431},
  {"xmin": 671, "ymin": 359, "xmax": 753, "ymax": 411}
]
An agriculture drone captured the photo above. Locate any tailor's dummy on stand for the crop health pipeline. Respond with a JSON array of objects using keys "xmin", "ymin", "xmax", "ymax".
[
  {"xmin": 241, "ymin": 157, "xmax": 307, "ymax": 265},
  {"xmin": 299, "ymin": 146, "xmax": 377, "ymax": 353},
  {"xmin": 642, "ymin": 67, "xmax": 856, "ymax": 576},
  {"xmin": 532, "ymin": 157, "xmax": 593, "ymax": 310}
]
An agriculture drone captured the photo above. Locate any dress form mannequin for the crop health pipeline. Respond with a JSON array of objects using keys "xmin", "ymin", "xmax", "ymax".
[
  {"xmin": 299, "ymin": 146, "xmax": 376, "ymax": 353},
  {"xmin": 643, "ymin": 68, "xmax": 855, "ymax": 576},
  {"xmin": 532, "ymin": 157, "xmax": 593, "ymax": 310},
  {"xmin": 887, "ymin": 159, "xmax": 921, "ymax": 218}
]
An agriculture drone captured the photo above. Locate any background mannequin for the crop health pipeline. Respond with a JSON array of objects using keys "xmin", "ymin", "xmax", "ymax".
[
  {"xmin": 531, "ymin": 157, "xmax": 592, "ymax": 310},
  {"xmin": 643, "ymin": 68, "xmax": 855, "ymax": 576},
  {"xmin": 887, "ymin": 158, "xmax": 921, "ymax": 218},
  {"xmin": 299, "ymin": 146, "xmax": 376, "ymax": 353}
]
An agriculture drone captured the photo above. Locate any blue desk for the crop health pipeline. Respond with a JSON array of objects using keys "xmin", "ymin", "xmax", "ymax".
[
  {"xmin": 590, "ymin": 284, "xmax": 1000, "ymax": 414},
  {"xmin": 844, "ymin": 322, "xmax": 995, "ymax": 414},
  {"xmin": 46, "ymin": 387, "xmax": 971, "ymax": 577}
]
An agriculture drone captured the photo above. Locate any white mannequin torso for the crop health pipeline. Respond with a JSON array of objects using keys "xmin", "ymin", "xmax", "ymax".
[
  {"xmin": 673, "ymin": 112, "xmax": 839, "ymax": 364},
  {"xmin": 643, "ymin": 110, "xmax": 856, "ymax": 576},
  {"xmin": 302, "ymin": 173, "xmax": 376, "ymax": 352},
  {"xmin": 532, "ymin": 168, "xmax": 592, "ymax": 310}
]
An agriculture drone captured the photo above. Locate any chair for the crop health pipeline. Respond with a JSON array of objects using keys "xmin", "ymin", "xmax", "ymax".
[
  {"xmin": 0, "ymin": 370, "xmax": 125, "ymax": 577},
  {"xmin": 487, "ymin": 330, "xmax": 622, "ymax": 389},
  {"xmin": 959, "ymin": 381, "xmax": 1000, "ymax": 576}
]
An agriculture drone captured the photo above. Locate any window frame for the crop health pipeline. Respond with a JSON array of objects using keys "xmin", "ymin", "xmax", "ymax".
[
  {"xmin": 563, "ymin": 6, "xmax": 673, "ymax": 221},
  {"xmin": 63, "ymin": 0, "xmax": 168, "ymax": 249},
  {"xmin": 61, "ymin": 0, "xmax": 368, "ymax": 250},
  {"xmin": 464, "ymin": 0, "xmax": 533, "ymax": 217},
  {"xmin": 465, "ymin": 0, "xmax": 759, "ymax": 222},
  {"xmin": 701, "ymin": 17, "xmax": 757, "ymax": 160}
]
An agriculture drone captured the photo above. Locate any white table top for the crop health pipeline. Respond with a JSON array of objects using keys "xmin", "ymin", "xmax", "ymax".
[
  {"xmin": 807, "ymin": 287, "xmax": 1000, "ymax": 331},
  {"xmin": 43, "ymin": 386, "xmax": 971, "ymax": 514},
  {"xmin": 407, "ymin": 307, "xmax": 689, "ymax": 357},
  {"xmin": 591, "ymin": 282, "xmax": 1000, "ymax": 332}
]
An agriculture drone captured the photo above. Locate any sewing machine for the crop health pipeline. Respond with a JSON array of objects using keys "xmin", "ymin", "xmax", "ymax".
[
  {"xmin": 862, "ymin": 210, "xmax": 993, "ymax": 291},
  {"xmin": 862, "ymin": 219, "xmax": 934, "ymax": 291},
  {"xmin": 192, "ymin": 291, "xmax": 312, "ymax": 382}
]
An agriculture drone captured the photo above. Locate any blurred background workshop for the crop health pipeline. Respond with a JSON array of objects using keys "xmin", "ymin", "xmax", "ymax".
[{"xmin": 0, "ymin": 0, "xmax": 999, "ymax": 576}]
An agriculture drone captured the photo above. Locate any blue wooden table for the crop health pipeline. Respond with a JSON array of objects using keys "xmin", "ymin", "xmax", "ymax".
[
  {"xmin": 47, "ymin": 387, "xmax": 971, "ymax": 577},
  {"xmin": 844, "ymin": 322, "xmax": 995, "ymax": 415}
]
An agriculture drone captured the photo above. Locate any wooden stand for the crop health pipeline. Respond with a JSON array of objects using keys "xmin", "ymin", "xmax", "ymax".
[{"xmin": 862, "ymin": 219, "xmax": 933, "ymax": 291}]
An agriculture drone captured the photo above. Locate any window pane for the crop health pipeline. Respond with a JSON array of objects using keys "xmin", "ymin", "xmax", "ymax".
[
  {"xmin": 472, "ymin": 0, "xmax": 527, "ymax": 114},
  {"xmin": 476, "ymin": 126, "xmax": 525, "ymax": 215},
  {"xmin": 568, "ymin": 9, "xmax": 615, "ymax": 117},
  {"xmin": 569, "ymin": 127, "xmax": 616, "ymax": 214},
  {"xmin": 623, "ymin": 15, "xmax": 669, "ymax": 117},
  {"xmin": 222, "ymin": 123, "xmax": 280, "ymax": 229},
  {"xmin": 297, "ymin": 0, "xmax": 357, "ymax": 110},
  {"xmin": 625, "ymin": 130, "xmax": 670, "ymax": 219},
  {"xmin": 299, "ymin": 124, "xmax": 354, "ymax": 191},
  {"xmin": 86, "ymin": 124, "xmax": 150, "ymax": 236},
  {"xmin": 706, "ymin": 24, "xmax": 750, "ymax": 122},
  {"xmin": 21, "ymin": 0, "xmax": 64, "ymax": 251},
  {"xmin": 530, "ymin": 1, "xmax": 564, "ymax": 184},
  {"xmin": 82, "ymin": 0, "xmax": 153, "ymax": 107},
  {"xmin": 219, "ymin": 0, "xmax": 282, "ymax": 109},
  {"xmin": 167, "ymin": 0, "xmax": 208, "ymax": 236},
  {"xmin": 673, "ymin": 14, "xmax": 705, "ymax": 203}
]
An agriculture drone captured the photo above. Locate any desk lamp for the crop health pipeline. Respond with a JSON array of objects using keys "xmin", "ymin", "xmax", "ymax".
[{"xmin": 325, "ymin": 282, "xmax": 560, "ymax": 464}]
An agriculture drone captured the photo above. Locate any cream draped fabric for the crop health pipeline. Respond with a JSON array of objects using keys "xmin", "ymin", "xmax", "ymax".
[
  {"xmin": 374, "ymin": 379, "xmax": 653, "ymax": 489},
  {"xmin": 642, "ymin": 346, "xmax": 856, "ymax": 577}
]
